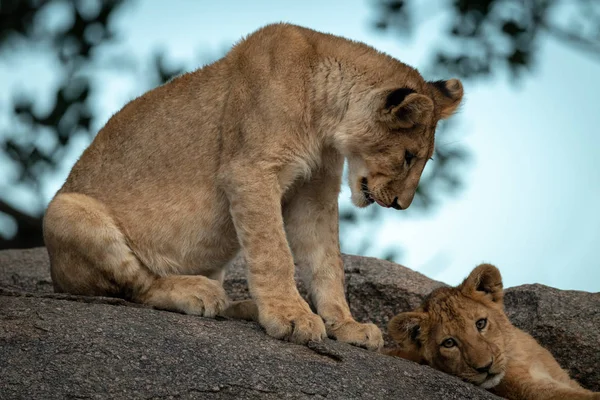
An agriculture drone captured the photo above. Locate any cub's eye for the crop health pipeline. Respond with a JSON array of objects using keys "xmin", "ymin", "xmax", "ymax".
[
  {"xmin": 442, "ymin": 338, "xmax": 456, "ymax": 348},
  {"xmin": 405, "ymin": 150, "xmax": 415, "ymax": 165},
  {"xmin": 476, "ymin": 318, "xmax": 487, "ymax": 331}
]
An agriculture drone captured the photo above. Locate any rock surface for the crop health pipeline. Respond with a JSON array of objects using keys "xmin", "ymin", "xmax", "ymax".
[
  {"xmin": 1, "ymin": 247, "xmax": 598, "ymax": 399},
  {"xmin": 1, "ymin": 295, "xmax": 498, "ymax": 400},
  {"xmin": 504, "ymin": 284, "xmax": 600, "ymax": 391}
]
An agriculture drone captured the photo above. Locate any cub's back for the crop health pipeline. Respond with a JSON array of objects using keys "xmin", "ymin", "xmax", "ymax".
[{"xmin": 61, "ymin": 59, "xmax": 228, "ymax": 201}]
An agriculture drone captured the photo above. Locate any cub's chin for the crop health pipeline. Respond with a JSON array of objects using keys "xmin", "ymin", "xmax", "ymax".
[
  {"xmin": 351, "ymin": 190, "xmax": 374, "ymax": 208},
  {"xmin": 478, "ymin": 371, "xmax": 505, "ymax": 389},
  {"xmin": 350, "ymin": 176, "xmax": 375, "ymax": 208}
]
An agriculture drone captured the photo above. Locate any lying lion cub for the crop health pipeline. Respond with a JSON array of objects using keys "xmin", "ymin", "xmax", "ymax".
[
  {"xmin": 386, "ymin": 264, "xmax": 599, "ymax": 399},
  {"xmin": 44, "ymin": 23, "xmax": 464, "ymax": 350}
]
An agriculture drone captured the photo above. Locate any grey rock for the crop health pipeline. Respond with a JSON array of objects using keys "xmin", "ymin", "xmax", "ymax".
[
  {"xmin": 504, "ymin": 284, "xmax": 600, "ymax": 391},
  {"xmin": 0, "ymin": 247, "xmax": 597, "ymax": 398},
  {"xmin": 1, "ymin": 291, "xmax": 497, "ymax": 399},
  {"xmin": 0, "ymin": 247, "xmax": 54, "ymax": 294}
]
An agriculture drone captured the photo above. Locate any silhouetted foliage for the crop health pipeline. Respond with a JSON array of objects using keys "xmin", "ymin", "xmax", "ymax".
[
  {"xmin": 0, "ymin": 0, "xmax": 182, "ymax": 249},
  {"xmin": 1, "ymin": 0, "xmax": 598, "ymax": 257},
  {"xmin": 373, "ymin": 0, "xmax": 600, "ymax": 80},
  {"xmin": 338, "ymin": 0, "xmax": 600, "ymax": 260}
]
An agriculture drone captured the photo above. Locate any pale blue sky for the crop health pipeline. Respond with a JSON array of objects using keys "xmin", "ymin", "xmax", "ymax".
[{"xmin": 2, "ymin": 0, "xmax": 599, "ymax": 291}]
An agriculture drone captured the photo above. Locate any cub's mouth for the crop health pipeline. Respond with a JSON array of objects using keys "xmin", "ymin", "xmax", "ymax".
[{"xmin": 360, "ymin": 177, "xmax": 403, "ymax": 210}]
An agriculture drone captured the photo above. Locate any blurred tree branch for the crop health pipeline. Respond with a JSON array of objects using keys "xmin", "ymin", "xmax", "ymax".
[
  {"xmin": 1, "ymin": 0, "xmax": 598, "ymax": 258},
  {"xmin": 372, "ymin": 0, "xmax": 600, "ymax": 80},
  {"xmin": 0, "ymin": 0, "xmax": 183, "ymax": 249},
  {"xmin": 542, "ymin": 22, "xmax": 600, "ymax": 57},
  {"xmin": 340, "ymin": 0, "xmax": 600, "ymax": 260},
  {"xmin": 0, "ymin": 0, "xmax": 125, "ymax": 248}
]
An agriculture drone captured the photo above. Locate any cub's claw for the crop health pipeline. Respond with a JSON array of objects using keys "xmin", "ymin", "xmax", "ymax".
[{"xmin": 259, "ymin": 304, "xmax": 327, "ymax": 344}]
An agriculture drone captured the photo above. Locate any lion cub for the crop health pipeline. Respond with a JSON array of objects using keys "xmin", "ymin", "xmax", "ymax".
[
  {"xmin": 43, "ymin": 23, "xmax": 464, "ymax": 350},
  {"xmin": 387, "ymin": 264, "xmax": 599, "ymax": 400}
]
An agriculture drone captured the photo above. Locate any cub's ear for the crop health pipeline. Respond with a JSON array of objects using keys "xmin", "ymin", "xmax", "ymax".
[
  {"xmin": 428, "ymin": 78, "xmax": 464, "ymax": 119},
  {"xmin": 460, "ymin": 263, "xmax": 504, "ymax": 304},
  {"xmin": 388, "ymin": 311, "xmax": 427, "ymax": 364},
  {"xmin": 380, "ymin": 88, "xmax": 434, "ymax": 129},
  {"xmin": 388, "ymin": 311, "xmax": 427, "ymax": 346}
]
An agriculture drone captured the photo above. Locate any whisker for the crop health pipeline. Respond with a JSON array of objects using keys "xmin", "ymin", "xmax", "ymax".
[{"xmin": 436, "ymin": 138, "xmax": 466, "ymax": 147}]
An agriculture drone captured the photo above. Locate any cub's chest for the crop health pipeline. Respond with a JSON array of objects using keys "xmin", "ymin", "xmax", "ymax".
[
  {"xmin": 528, "ymin": 362, "xmax": 571, "ymax": 389},
  {"xmin": 278, "ymin": 158, "xmax": 317, "ymax": 191},
  {"xmin": 275, "ymin": 144, "xmax": 344, "ymax": 198}
]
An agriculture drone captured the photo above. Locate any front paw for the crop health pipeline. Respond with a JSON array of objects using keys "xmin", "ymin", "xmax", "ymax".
[
  {"xmin": 327, "ymin": 320, "xmax": 383, "ymax": 351},
  {"xmin": 258, "ymin": 302, "xmax": 326, "ymax": 345}
]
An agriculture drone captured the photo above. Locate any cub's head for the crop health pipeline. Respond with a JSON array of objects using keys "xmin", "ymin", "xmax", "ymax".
[
  {"xmin": 388, "ymin": 264, "xmax": 508, "ymax": 389},
  {"xmin": 341, "ymin": 77, "xmax": 463, "ymax": 210}
]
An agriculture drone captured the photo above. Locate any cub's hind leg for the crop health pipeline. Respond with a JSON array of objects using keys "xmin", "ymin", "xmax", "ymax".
[
  {"xmin": 138, "ymin": 275, "xmax": 229, "ymax": 317},
  {"xmin": 43, "ymin": 192, "xmax": 229, "ymax": 317},
  {"xmin": 220, "ymin": 299, "xmax": 259, "ymax": 321}
]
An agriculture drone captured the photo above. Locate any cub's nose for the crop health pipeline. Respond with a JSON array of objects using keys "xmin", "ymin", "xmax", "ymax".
[
  {"xmin": 475, "ymin": 360, "xmax": 493, "ymax": 374},
  {"xmin": 390, "ymin": 197, "xmax": 403, "ymax": 210}
]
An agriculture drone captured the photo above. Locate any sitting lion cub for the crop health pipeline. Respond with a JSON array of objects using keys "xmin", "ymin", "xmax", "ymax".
[
  {"xmin": 387, "ymin": 264, "xmax": 599, "ymax": 400},
  {"xmin": 43, "ymin": 23, "xmax": 464, "ymax": 350}
]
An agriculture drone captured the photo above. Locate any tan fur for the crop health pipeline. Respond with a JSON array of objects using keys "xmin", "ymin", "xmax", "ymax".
[
  {"xmin": 386, "ymin": 264, "xmax": 600, "ymax": 399},
  {"xmin": 43, "ymin": 23, "xmax": 463, "ymax": 349}
]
